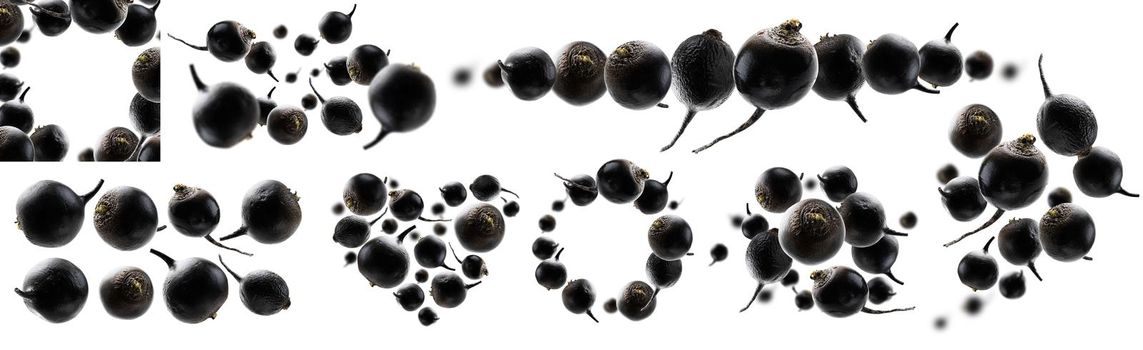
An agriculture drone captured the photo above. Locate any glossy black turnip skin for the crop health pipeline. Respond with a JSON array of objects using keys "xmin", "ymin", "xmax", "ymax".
[
  {"xmin": 357, "ymin": 228, "xmax": 413, "ymax": 289},
  {"xmin": 597, "ymin": 159, "xmax": 650, "ymax": 204},
  {"xmin": 418, "ymin": 307, "xmax": 438, "ymax": 326},
  {"xmin": 999, "ymin": 271, "xmax": 1026, "ymax": 299},
  {"xmin": 562, "ymin": 279, "xmax": 598, "ymax": 322},
  {"xmin": 740, "ymin": 211, "xmax": 769, "ymax": 239},
  {"xmin": 30, "ymin": 0, "xmax": 73, "ymax": 37},
  {"xmin": 813, "ymin": 34, "xmax": 864, "ymax": 101},
  {"xmin": 326, "ymin": 56, "xmax": 352, "ymax": 86},
  {"xmin": 1047, "ymin": 187, "xmax": 1072, "ymax": 207},
  {"xmin": 646, "ymin": 254, "xmax": 683, "ymax": 295},
  {"xmin": 500, "ymin": 47, "xmax": 555, "ymax": 101},
  {"xmin": 0, "ymin": 88, "xmax": 36, "ymax": 133},
  {"xmin": 387, "ymin": 189, "xmax": 425, "ymax": 222},
  {"xmin": 318, "ymin": 4, "xmax": 357, "ymax": 44},
  {"xmin": 812, "ymin": 34, "xmax": 868, "ymax": 122},
  {"xmin": 199, "ymin": 21, "xmax": 256, "ymax": 62},
  {"xmin": 866, "ymin": 277, "xmax": 895, "ymax": 305},
  {"xmin": 997, "ymin": 218, "xmax": 1044, "ymax": 281},
  {"xmin": 937, "ymin": 164, "xmax": 959, "ymax": 185},
  {"xmin": 293, "ymin": 34, "xmax": 319, "ymax": 56},
  {"xmin": 1036, "ymin": 55, "xmax": 1097, "ymax": 157},
  {"xmin": 169, "ymin": 185, "xmax": 220, "ymax": 237},
  {"xmin": 233, "ymin": 180, "xmax": 302, "ymax": 244},
  {"xmin": 851, "ymin": 235, "xmax": 903, "ymax": 285},
  {"xmin": 731, "ymin": 20, "xmax": 822, "ymax": 112},
  {"xmin": 340, "ymin": 172, "xmax": 390, "ymax": 216},
  {"xmin": 456, "ymin": 250, "xmax": 488, "ymax": 281},
  {"xmin": 605, "ymin": 40, "xmax": 672, "ymax": 110},
  {"xmin": 978, "ymin": 134, "xmax": 1048, "ymax": 210},
  {"xmin": 137, "ymin": 136, "xmax": 160, "ymax": 162},
  {"xmin": 348, "ymin": 45, "xmax": 390, "ymax": 85},
  {"xmin": 17, "ymin": 180, "xmax": 104, "ymax": 247},
  {"xmin": 735, "ymin": 19, "xmax": 817, "ymax": 110},
  {"xmin": 755, "ymin": 167, "xmax": 803, "ymax": 213},
  {"xmin": 71, "ymin": 0, "xmax": 131, "ymax": 34},
  {"xmin": 1073, "ymin": 147, "xmax": 1136, "ymax": 198},
  {"xmin": 945, "ymin": 136, "xmax": 1047, "ymax": 249},
  {"xmin": 151, "ymin": 250, "xmax": 229, "ymax": 324},
  {"xmin": 918, "ymin": 23, "xmax": 963, "ymax": 88},
  {"xmin": 394, "ymin": 283, "xmax": 424, "ymax": 311},
  {"xmin": 1039, "ymin": 204, "xmax": 1095, "ymax": 262},
  {"xmin": 244, "ymin": 41, "xmax": 277, "ymax": 76},
  {"xmin": 16, "ymin": 258, "xmax": 89, "ymax": 323},
  {"xmin": 965, "ymin": 51, "xmax": 993, "ymax": 80},
  {"xmin": 468, "ymin": 175, "xmax": 516, "ymax": 202},
  {"xmin": 364, "ymin": 64, "xmax": 436, "ymax": 150},
  {"xmin": 535, "ymin": 256, "xmax": 568, "ymax": 291},
  {"xmin": 343, "ymin": 173, "xmax": 388, "ymax": 216},
  {"xmin": 556, "ymin": 174, "xmax": 598, "ymax": 206},
  {"xmin": 634, "ymin": 173, "xmax": 673, "ymax": 214},
  {"xmin": 189, "ymin": 65, "xmax": 258, "ymax": 148},
  {"xmin": 958, "ymin": 237, "xmax": 999, "ymax": 291},
  {"xmin": 414, "ymin": 235, "xmax": 451, "ymax": 269},
  {"xmin": 431, "ymin": 272, "xmax": 479, "ymax": 308},
  {"xmin": 939, "ymin": 176, "xmax": 988, "ymax": 221},
  {"xmin": 838, "ymin": 192, "xmax": 896, "ymax": 248},
  {"xmin": 810, "ymin": 266, "xmax": 867, "ymax": 318},
  {"xmin": 647, "ymin": 215, "xmax": 693, "ymax": 261},
  {"xmin": 116, "ymin": 2, "xmax": 160, "ymax": 47},
  {"xmin": 862, "ymin": 34, "xmax": 933, "ymax": 94},
  {"xmin": 818, "ymin": 166, "xmax": 857, "ymax": 202}
]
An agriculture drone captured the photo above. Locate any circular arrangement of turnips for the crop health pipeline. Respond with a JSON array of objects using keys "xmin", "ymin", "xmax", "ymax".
[
  {"xmin": 531, "ymin": 158, "xmax": 702, "ymax": 323},
  {"xmin": 0, "ymin": 1, "xmax": 161, "ymax": 162}
]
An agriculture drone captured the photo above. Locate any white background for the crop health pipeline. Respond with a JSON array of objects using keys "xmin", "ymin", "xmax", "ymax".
[{"xmin": 5, "ymin": 0, "xmax": 1142, "ymax": 348}]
